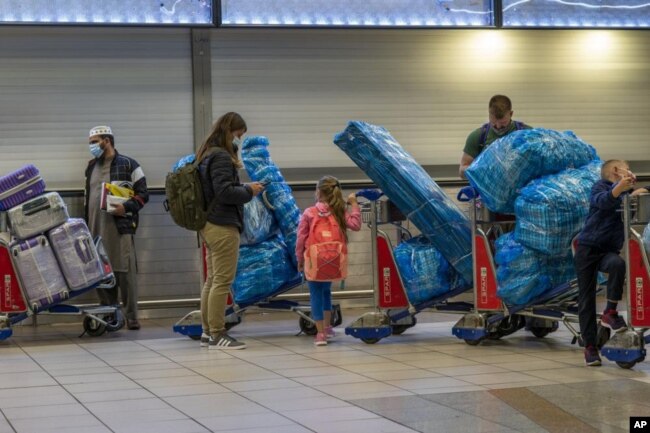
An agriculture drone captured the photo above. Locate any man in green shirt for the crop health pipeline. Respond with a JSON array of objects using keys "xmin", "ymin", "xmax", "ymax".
[{"xmin": 459, "ymin": 95, "xmax": 531, "ymax": 179}]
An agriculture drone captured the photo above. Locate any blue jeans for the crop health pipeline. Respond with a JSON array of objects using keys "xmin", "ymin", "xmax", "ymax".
[{"xmin": 308, "ymin": 281, "xmax": 332, "ymax": 321}]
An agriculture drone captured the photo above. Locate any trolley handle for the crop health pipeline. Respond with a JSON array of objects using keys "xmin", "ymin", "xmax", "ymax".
[
  {"xmin": 356, "ymin": 188, "xmax": 383, "ymax": 201},
  {"xmin": 457, "ymin": 186, "xmax": 478, "ymax": 202}
]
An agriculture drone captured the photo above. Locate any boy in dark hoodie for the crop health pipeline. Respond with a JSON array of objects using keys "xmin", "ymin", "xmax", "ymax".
[{"xmin": 574, "ymin": 160, "xmax": 648, "ymax": 366}]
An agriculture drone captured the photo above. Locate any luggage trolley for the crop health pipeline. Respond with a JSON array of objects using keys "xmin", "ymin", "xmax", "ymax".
[
  {"xmin": 451, "ymin": 187, "xmax": 595, "ymax": 347},
  {"xmin": 345, "ymin": 189, "xmax": 473, "ymax": 344},
  {"xmin": 0, "ymin": 219, "xmax": 123, "ymax": 341},
  {"xmin": 173, "ymin": 245, "xmax": 342, "ymax": 340},
  {"xmin": 600, "ymin": 193, "xmax": 650, "ymax": 369}
]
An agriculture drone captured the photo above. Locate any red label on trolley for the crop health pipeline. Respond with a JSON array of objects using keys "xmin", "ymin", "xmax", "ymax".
[
  {"xmin": 628, "ymin": 239, "xmax": 650, "ymax": 327},
  {"xmin": 0, "ymin": 245, "xmax": 27, "ymax": 313},
  {"xmin": 376, "ymin": 236, "xmax": 408, "ymax": 308},
  {"xmin": 474, "ymin": 234, "xmax": 501, "ymax": 311}
]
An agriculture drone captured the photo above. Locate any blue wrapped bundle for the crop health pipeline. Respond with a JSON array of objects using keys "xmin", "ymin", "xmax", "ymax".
[
  {"xmin": 466, "ymin": 129, "xmax": 598, "ymax": 213},
  {"xmin": 241, "ymin": 195, "xmax": 279, "ymax": 246},
  {"xmin": 515, "ymin": 161, "xmax": 602, "ymax": 255},
  {"xmin": 232, "ymin": 235, "xmax": 301, "ymax": 305},
  {"xmin": 547, "ymin": 253, "xmax": 577, "ymax": 288},
  {"xmin": 242, "ymin": 136, "xmax": 301, "ymax": 266},
  {"xmin": 334, "ymin": 121, "xmax": 472, "ymax": 283},
  {"xmin": 394, "ymin": 236, "xmax": 469, "ymax": 305},
  {"xmin": 172, "ymin": 154, "xmax": 195, "ymax": 172},
  {"xmin": 495, "ymin": 233, "xmax": 552, "ymax": 306}
]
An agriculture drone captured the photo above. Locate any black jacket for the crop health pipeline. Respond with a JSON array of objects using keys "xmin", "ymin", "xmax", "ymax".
[
  {"xmin": 577, "ymin": 179, "xmax": 625, "ymax": 253},
  {"xmin": 84, "ymin": 150, "xmax": 149, "ymax": 235},
  {"xmin": 199, "ymin": 148, "xmax": 252, "ymax": 232}
]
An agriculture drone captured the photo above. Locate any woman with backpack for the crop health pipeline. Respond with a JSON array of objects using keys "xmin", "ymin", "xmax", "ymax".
[
  {"xmin": 196, "ymin": 112, "xmax": 264, "ymax": 350},
  {"xmin": 296, "ymin": 176, "xmax": 361, "ymax": 346}
]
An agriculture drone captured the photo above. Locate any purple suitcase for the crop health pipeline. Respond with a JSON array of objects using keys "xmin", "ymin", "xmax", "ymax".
[
  {"xmin": 8, "ymin": 192, "xmax": 69, "ymax": 240},
  {"xmin": 48, "ymin": 218, "xmax": 104, "ymax": 292},
  {"xmin": 10, "ymin": 235, "xmax": 69, "ymax": 311},
  {"xmin": 0, "ymin": 165, "xmax": 46, "ymax": 211}
]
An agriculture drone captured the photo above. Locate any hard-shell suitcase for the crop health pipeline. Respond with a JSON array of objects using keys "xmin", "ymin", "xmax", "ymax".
[
  {"xmin": 0, "ymin": 165, "xmax": 46, "ymax": 211},
  {"xmin": 8, "ymin": 192, "xmax": 69, "ymax": 240},
  {"xmin": 11, "ymin": 235, "xmax": 69, "ymax": 311},
  {"xmin": 48, "ymin": 219, "xmax": 104, "ymax": 292},
  {"xmin": 0, "ymin": 233, "xmax": 27, "ymax": 313}
]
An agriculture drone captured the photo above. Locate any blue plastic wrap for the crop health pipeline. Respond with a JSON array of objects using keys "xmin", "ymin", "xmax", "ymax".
[
  {"xmin": 494, "ymin": 233, "xmax": 551, "ymax": 306},
  {"xmin": 393, "ymin": 236, "xmax": 469, "ymax": 305},
  {"xmin": 232, "ymin": 235, "xmax": 301, "ymax": 305},
  {"xmin": 466, "ymin": 128, "xmax": 598, "ymax": 213},
  {"xmin": 514, "ymin": 160, "xmax": 602, "ymax": 256},
  {"xmin": 334, "ymin": 121, "xmax": 472, "ymax": 283},
  {"xmin": 241, "ymin": 195, "xmax": 279, "ymax": 246},
  {"xmin": 242, "ymin": 136, "xmax": 301, "ymax": 266},
  {"xmin": 172, "ymin": 154, "xmax": 195, "ymax": 172}
]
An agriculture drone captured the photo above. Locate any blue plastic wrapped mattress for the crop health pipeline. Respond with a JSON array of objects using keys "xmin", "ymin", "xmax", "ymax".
[
  {"xmin": 334, "ymin": 121, "xmax": 472, "ymax": 283},
  {"xmin": 241, "ymin": 195, "xmax": 279, "ymax": 246},
  {"xmin": 242, "ymin": 136, "xmax": 301, "ymax": 266},
  {"xmin": 393, "ymin": 236, "xmax": 469, "ymax": 305},
  {"xmin": 466, "ymin": 129, "xmax": 598, "ymax": 213},
  {"xmin": 495, "ymin": 233, "xmax": 575, "ymax": 306},
  {"xmin": 514, "ymin": 161, "xmax": 601, "ymax": 255},
  {"xmin": 232, "ymin": 235, "xmax": 301, "ymax": 305}
]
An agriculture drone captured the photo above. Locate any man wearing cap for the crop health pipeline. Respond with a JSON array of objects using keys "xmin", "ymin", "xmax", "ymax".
[{"xmin": 84, "ymin": 126, "xmax": 149, "ymax": 330}]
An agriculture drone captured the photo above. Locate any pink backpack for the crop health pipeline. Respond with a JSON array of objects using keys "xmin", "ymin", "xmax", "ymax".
[{"xmin": 303, "ymin": 207, "xmax": 348, "ymax": 282}]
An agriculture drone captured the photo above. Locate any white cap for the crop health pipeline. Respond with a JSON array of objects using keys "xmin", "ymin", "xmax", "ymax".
[{"xmin": 89, "ymin": 125, "xmax": 113, "ymax": 138}]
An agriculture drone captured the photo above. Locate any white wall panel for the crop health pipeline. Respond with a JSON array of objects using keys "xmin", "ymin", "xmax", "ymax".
[
  {"xmin": 211, "ymin": 29, "xmax": 650, "ymax": 173},
  {"xmin": 0, "ymin": 27, "xmax": 194, "ymax": 189}
]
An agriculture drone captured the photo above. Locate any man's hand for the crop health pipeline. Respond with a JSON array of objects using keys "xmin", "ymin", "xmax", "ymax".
[{"xmin": 109, "ymin": 203, "xmax": 126, "ymax": 216}]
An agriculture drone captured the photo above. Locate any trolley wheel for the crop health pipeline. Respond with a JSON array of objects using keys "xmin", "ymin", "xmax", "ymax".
[
  {"xmin": 105, "ymin": 310, "xmax": 125, "ymax": 333},
  {"xmin": 530, "ymin": 327, "xmax": 551, "ymax": 338},
  {"xmin": 83, "ymin": 316, "xmax": 107, "ymax": 337},
  {"xmin": 596, "ymin": 324, "xmax": 611, "ymax": 350},
  {"xmin": 331, "ymin": 304, "xmax": 343, "ymax": 327},
  {"xmin": 616, "ymin": 361, "xmax": 637, "ymax": 369},
  {"xmin": 361, "ymin": 338, "xmax": 380, "ymax": 344},
  {"xmin": 188, "ymin": 334, "xmax": 202, "ymax": 341},
  {"xmin": 299, "ymin": 312, "xmax": 318, "ymax": 336},
  {"xmin": 464, "ymin": 338, "xmax": 482, "ymax": 346},
  {"xmin": 391, "ymin": 316, "xmax": 417, "ymax": 335},
  {"xmin": 225, "ymin": 315, "xmax": 242, "ymax": 331}
]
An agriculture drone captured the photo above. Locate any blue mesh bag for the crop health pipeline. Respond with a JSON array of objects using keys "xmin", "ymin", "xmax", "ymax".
[
  {"xmin": 466, "ymin": 129, "xmax": 598, "ymax": 213},
  {"xmin": 241, "ymin": 195, "xmax": 279, "ymax": 246},
  {"xmin": 394, "ymin": 236, "xmax": 469, "ymax": 305},
  {"xmin": 232, "ymin": 235, "xmax": 301, "ymax": 305},
  {"xmin": 242, "ymin": 136, "xmax": 301, "ymax": 266},
  {"xmin": 515, "ymin": 161, "xmax": 601, "ymax": 255},
  {"xmin": 334, "ymin": 121, "xmax": 472, "ymax": 283},
  {"xmin": 495, "ymin": 233, "xmax": 552, "ymax": 306}
]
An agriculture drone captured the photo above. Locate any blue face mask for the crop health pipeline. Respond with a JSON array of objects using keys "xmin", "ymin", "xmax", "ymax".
[{"xmin": 89, "ymin": 143, "xmax": 104, "ymax": 159}]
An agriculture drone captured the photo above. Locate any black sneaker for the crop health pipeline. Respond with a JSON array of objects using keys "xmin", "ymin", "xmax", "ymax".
[
  {"xmin": 200, "ymin": 332, "xmax": 210, "ymax": 347},
  {"xmin": 208, "ymin": 332, "xmax": 246, "ymax": 350},
  {"xmin": 584, "ymin": 345, "xmax": 602, "ymax": 367},
  {"xmin": 600, "ymin": 311, "xmax": 627, "ymax": 333}
]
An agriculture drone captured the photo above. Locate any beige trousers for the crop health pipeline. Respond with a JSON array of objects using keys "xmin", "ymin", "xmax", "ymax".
[{"xmin": 200, "ymin": 222, "xmax": 240, "ymax": 336}]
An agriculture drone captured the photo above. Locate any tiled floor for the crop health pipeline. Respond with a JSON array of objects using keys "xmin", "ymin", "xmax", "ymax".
[{"xmin": 0, "ymin": 308, "xmax": 649, "ymax": 433}]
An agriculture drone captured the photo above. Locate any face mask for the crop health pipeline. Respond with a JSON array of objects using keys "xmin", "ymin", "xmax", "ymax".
[
  {"xmin": 89, "ymin": 143, "xmax": 104, "ymax": 159},
  {"xmin": 232, "ymin": 136, "xmax": 242, "ymax": 150}
]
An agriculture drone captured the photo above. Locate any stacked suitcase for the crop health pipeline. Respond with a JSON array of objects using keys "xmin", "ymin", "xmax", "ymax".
[{"xmin": 0, "ymin": 164, "xmax": 108, "ymax": 312}]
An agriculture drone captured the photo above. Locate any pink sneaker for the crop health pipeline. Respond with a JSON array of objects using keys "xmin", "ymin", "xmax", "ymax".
[
  {"xmin": 314, "ymin": 332, "xmax": 328, "ymax": 346},
  {"xmin": 325, "ymin": 326, "xmax": 336, "ymax": 340}
]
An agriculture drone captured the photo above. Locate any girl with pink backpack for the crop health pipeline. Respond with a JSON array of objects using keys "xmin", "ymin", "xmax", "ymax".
[{"xmin": 296, "ymin": 176, "xmax": 362, "ymax": 346}]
